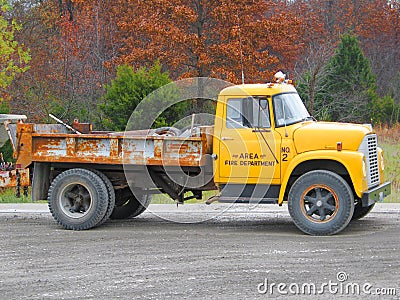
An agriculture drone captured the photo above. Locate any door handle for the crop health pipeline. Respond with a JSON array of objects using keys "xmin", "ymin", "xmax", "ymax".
[{"xmin": 221, "ymin": 137, "xmax": 234, "ymax": 141}]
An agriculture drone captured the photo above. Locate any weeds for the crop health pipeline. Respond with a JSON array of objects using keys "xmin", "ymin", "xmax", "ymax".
[
  {"xmin": 375, "ymin": 123, "xmax": 400, "ymax": 144},
  {"xmin": 0, "ymin": 188, "xmax": 31, "ymax": 203},
  {"xmin": 376, "ymin": 123, "xmax": 400, "ymax": 203}
]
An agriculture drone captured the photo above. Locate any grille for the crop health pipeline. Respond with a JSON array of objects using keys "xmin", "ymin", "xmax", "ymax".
[{"xmin": 366, "ymin": 135, "xmax": 380, "ymax": 188}]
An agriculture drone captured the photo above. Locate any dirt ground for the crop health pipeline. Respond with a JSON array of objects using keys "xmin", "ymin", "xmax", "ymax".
[{"xmin": 0, "ymin": 203, "xmax": 399, "ymax": 299}]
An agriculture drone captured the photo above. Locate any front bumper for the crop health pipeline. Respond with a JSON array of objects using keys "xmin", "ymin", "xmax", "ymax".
[{"xmin": 361, "ymin": 181, "xmax": 391, "ymax": 207}]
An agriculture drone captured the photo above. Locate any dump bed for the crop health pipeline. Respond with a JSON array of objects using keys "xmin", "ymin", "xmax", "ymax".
[{"xmin": 13, "ymin": 123, "xmax": 214, "ymax": 169}]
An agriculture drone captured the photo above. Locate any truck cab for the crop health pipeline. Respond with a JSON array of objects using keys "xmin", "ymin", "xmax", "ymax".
[{"xmin": 212, "ymin": 78, "xmax": 391, "ymax": 235}]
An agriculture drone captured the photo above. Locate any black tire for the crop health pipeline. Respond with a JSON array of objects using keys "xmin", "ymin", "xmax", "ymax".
[
  {"xmin": 352, "ymin": 201, "xmax": 375, "ymax": 220},
  {"xmin": 110, "ymin": 188, "xmax": 152, "ymax": 220},
  {"xmin": 91, "ymin": 170, "xmax": 115, "ymax": 225},
  {"xmin": 48, "ymin": 168, "xmax": 109, "ymax": 230},
  {"xmin": 153, "ymin": 127, "xmax": 181, "ymax": 136},
  {"xmin": 288, "ymin": 170, "xmax": 354, "ymax": 236}
]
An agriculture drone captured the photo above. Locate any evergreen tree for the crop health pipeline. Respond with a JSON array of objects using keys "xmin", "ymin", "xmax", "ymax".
[
  {"xmin": 321, "ymin": 34, "xmax": 377, "ymax": 122},
  {"xmin": 298, "ymin": 34, "xmax": 395, "ymax": 124},
  {"xmin": 328, "ymin": 35, "xmax": 376, "ymax": 91},
  {"xmin": 101, "ymin": 62, "xmax": 186, "ymax": 131}
]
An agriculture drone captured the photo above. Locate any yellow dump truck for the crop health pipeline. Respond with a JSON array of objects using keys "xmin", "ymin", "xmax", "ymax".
[{"xmin": 2, "ymin": 77, "xmax": 391, "ymax": 235}]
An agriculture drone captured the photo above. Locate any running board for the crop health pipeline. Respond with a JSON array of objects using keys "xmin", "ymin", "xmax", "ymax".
[{"xmin": 218, "ymin": 197, "xmax": 278, "ymax": 204}]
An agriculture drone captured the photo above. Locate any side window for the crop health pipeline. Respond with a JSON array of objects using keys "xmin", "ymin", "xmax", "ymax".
[
  {"xmin": 226, "ymin": 99, "xmax": 243, "ymax": 128},
  {"xmin": 226, "ymin": 98, "xmax": 270, "ymax": 128}
]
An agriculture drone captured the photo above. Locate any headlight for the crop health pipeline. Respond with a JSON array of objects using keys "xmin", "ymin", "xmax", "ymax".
[
  {"xmin": 380, "ymin": 151, "xmax": 385, "ymax": 171},
  {"xmin": 362, "ymin": 155, "xmax": 367, "ymax": 177}
]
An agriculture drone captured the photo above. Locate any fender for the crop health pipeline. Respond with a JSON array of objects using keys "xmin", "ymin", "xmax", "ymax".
[{"xmin": 278, "ymin": 150, "xmax": 367, "ymax": 204}]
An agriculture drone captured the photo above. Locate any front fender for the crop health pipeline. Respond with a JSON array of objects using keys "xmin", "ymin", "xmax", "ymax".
[{"xmin": 278, "ymin": 150, "xmax": 367, "ymax": 204}]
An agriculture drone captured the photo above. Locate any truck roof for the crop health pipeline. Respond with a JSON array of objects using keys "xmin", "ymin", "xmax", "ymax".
[{"xmin": 219, "ymin": 83, "xmax": 297, "ymax": 97}]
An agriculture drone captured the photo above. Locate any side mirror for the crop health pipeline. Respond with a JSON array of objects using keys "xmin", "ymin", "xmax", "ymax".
[{"xmin": 259, "ymin": 99, "xmax": 268, "ymax": 110}]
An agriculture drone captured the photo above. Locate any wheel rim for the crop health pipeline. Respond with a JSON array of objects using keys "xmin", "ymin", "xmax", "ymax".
[
  {"xmin": 59, "ymin": 182, "xmax": 93, "ymax": 219},
  {"xmin": 300, "ymin": 184, "xmax": 339, "ymax": 223}
]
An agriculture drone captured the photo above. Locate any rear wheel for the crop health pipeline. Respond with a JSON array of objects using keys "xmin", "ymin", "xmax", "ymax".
[
  {"xmin": 48, "ymin": 168, "xmax": 109, "ymax": 230},
  {"xmin": 110, "ymin": 188, "xmax": 151, "ymax": 219},
  {"xmin": 352, "ymin": 201, "xmax": 375, "ymax": 220},
  {"xmin": 91, "ymin": 170, "xmax": 115, "ymax": 225},
  {"xmin": 288, "ymin": 170, "xmax": 354, "ymax": 235}
]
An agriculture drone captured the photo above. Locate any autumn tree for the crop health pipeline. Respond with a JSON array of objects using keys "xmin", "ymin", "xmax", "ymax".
[
  {"xmin": 5, "ymin": 0, "xmax": 71, "ymax": 121},
  {"xmin": 7, "ymin": 0, "xmax": 121, "ymax": 124},
  {"xmin": 36, "ymin": 0, "xmax": 123, "ymax": 125},
  {"xmin": 112, "ymin": 0, "xmax": 304, "ymax": 112},
  {"xmin": 0, "ymin": 0, "xmax": 30, "ymax": 113}
]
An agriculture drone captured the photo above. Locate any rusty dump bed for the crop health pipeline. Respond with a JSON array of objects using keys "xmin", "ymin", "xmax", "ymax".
[{"xmin": 14, "ymin": 123, "xmax": 214, "ymax": 169}]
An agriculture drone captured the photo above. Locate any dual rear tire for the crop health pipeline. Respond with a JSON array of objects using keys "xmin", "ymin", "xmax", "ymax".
[
  {"xmin": 110, "ymin": 187, "xmax": 151, "ymax": 220},
  {"xmin": 48, "ymin": 168, "xmax": 109, "ymax": 230},
  {"xmin": 48, "ymin": 168, "xmax": 150, "ymax": 230}
]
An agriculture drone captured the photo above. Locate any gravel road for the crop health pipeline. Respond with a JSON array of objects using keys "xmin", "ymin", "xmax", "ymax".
[{"xmin": 0, "ymin": 203, "xmax": 399, "ymax": 299}]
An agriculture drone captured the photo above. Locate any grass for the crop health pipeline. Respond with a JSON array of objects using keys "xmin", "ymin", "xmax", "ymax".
[
  {"xmin": 375, "ymin": 124, "xmax": 400, "ymax": 203},
  {"xmin": 1, "ymin": 124, "xmax": 399, "ymax": 204},
  {"xmin": 0, "ymin": 187, "xmax": 32, "ymax": 203}
]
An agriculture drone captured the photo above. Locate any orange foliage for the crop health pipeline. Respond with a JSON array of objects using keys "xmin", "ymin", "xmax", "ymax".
[{"xmin": 112, "ymin": 0, "xmax": 305, "ymax": 83}]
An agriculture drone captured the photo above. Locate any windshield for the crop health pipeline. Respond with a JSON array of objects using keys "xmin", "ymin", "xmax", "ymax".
[{"xmin": 273, "ymin": 93, "xmax": 311, "ymax": 127}]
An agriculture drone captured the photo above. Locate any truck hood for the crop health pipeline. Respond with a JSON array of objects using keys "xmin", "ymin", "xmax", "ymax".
[{"xmin": 293, "ymin": 122, "xmax": 372, "ymax": 153}]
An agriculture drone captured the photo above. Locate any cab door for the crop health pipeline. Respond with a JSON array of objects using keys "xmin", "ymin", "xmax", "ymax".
[{"xmin": 218, "ymin": 97, "xmax": 281, "ymax": 185}]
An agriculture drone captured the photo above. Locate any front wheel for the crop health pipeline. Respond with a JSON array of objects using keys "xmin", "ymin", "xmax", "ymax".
[{"xmin": 288, "ymin": 170, "xmax": 354, "ymax": 235}]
